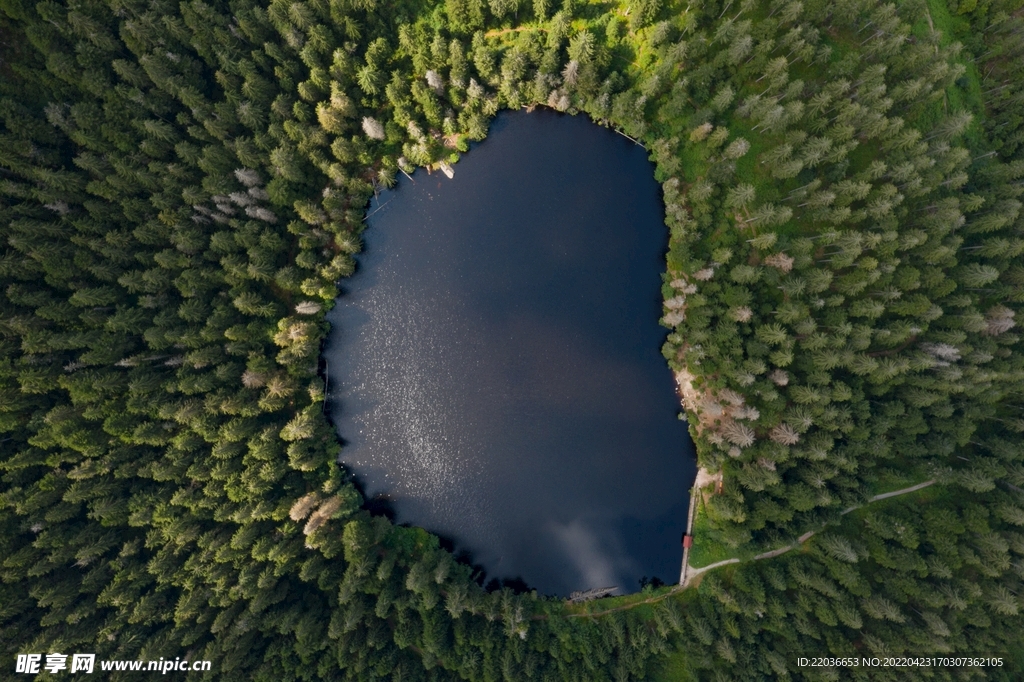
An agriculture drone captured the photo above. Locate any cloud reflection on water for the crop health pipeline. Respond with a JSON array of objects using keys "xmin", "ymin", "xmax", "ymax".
[
  {"xmin": 547, "ymin": 519, "xmax": 639, "ymax": 593},
  {"xmin": 325, "ymin": 109, "xmax": 694, "ymax": 596}
]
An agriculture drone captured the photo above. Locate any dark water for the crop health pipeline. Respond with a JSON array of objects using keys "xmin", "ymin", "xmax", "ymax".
[{"xmin": 324, "ymin": 110, "xmax": 695, "ymax": 597}]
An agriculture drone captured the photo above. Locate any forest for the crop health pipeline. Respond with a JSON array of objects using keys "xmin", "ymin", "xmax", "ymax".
[{"xmin": 1, "ymin": 0, "xmax": 1024, "ymax": 679}]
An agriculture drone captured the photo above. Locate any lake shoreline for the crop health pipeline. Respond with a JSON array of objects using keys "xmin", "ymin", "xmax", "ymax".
[{"xmin": 325, "ymin": 109, "xmax": 696, "ymax": 597}]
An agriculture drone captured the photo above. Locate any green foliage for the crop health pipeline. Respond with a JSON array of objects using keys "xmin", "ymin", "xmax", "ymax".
[{"xmin": 3, "ymin": 0, "xmax": 1024, "ymax": 679}]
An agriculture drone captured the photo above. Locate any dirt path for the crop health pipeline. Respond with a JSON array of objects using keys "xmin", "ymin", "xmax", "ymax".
[
  {"xmin": 678, "ymin": 489, "xmax": 698, "ymax": 584},
  {"xmin": 562, "ymin": 584, "xmax": 688, "ymax": 618},
  {"xmin": 680, "ymin": 479, "xmax": 936, "ymax": 586},
  {"xmin": 868, "ymin": 478, "xmax": 935, "ymax": 502},
  {"xmin": 544, "ymin": 478, "xmax": 937, "ymax": 620}
]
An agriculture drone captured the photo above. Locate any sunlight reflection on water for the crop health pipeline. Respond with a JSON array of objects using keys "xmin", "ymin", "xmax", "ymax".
[{"xmin": 325, "ymin": 109, "xmax": 695, "ymax": 596}]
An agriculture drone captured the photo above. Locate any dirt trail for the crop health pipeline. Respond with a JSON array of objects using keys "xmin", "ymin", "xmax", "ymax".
[
  {"xmin": 681, "ymin": 479, "xmax": 936, "ymax": 586},
  {"xmin": 543, "ymin": 479, "xmax": 938, "ymax": 620}
]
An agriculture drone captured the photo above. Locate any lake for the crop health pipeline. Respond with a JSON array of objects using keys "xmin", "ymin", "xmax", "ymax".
[{"xmin": 324, "ymin": 109, "xmax": 695, "ymax": 597}]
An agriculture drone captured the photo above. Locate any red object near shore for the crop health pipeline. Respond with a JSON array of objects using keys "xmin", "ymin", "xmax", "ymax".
[{"xmin": 682, "ymin": 534, "xmax": 693, "ymax": 548}]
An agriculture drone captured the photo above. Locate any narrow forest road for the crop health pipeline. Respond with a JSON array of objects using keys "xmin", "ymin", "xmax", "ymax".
[
  {"xmin": 551, "ymin": 478, "xmax": 938, "ymax": 620},
  {"xmin": 681, "ymin": 478, "xmax": 936, "ymax": 586}
]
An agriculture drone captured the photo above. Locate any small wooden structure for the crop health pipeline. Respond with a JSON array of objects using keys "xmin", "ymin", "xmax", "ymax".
[{"xmin": 567, "ymin": 586, "xmax": 618, "ymax": 603}]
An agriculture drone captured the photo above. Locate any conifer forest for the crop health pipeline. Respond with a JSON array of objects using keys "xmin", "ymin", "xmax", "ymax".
[{"xmin": 3, "ymin": 0, "xmax": 1024, "ymax": 678}]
